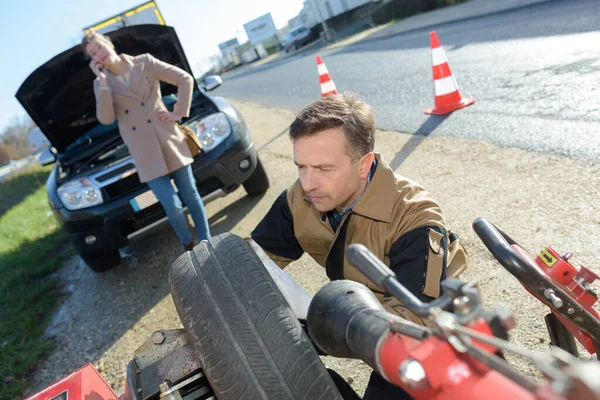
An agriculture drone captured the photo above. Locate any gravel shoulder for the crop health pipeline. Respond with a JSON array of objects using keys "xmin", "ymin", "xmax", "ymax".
[{"xmin": 25, "ymin": 99, "xmax": 600, "ymax": 398}]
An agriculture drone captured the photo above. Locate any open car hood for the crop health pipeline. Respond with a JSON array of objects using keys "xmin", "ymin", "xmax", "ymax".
[{"xmin": 15, "ymin": 25, "xmax": 201, "ymax": 154}]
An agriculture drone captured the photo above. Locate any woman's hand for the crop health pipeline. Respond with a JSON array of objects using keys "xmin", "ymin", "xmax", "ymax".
[
  {"xmin": 156, "ymin": 110, "xmax": 183, "ymax": 122},
  {"xmin": 89, "ymin": 60, "xmax": 107, "ymax": 86}
]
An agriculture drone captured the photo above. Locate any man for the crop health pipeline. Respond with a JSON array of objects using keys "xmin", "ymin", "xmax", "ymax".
[{"xmin": 250, "ymin": 93, "xmax": 469, "ymax": 398}]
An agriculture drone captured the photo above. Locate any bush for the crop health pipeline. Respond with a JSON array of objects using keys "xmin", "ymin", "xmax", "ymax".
[{"xmin": 0, "ymin": 143, "xmax": 18, "ymax": 164}]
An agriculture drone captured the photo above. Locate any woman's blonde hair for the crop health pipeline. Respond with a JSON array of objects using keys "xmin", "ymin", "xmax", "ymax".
[{"xmin": 81, "ymin": 29, "xmax": 114, "ymax": 57}]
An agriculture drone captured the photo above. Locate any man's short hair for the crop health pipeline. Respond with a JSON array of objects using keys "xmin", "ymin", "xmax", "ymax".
[{"xmin": 289, "ymin": 92, "xmax": 375, "ymax": 159}]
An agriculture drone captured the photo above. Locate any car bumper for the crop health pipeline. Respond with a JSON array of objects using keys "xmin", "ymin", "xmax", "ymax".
[{"xmin": 53, "ymin": 135, "xmax": 258, "ymax": 253}]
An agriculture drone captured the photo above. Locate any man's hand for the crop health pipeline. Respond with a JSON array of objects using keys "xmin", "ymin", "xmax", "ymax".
[
  {"xmin": 89, "ymin": 60, "xmax": 107, "ymax": 86},
  {"xmin": 156, "ymin": 110, "xmax": 183, "ymax": 122}
]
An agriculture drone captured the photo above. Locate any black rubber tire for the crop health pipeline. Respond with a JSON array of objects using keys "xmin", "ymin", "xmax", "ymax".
[
  {"xmin": 545, "ymin": 313, "xmax": 579, "ymax": 357},
  {"xmin": 243, "ymin": 158, "xmax": 270, "ymax": 197},
  {"xmin": 78, "ymin": 247, "xmax": 121, "ymax": 272},
  {"xmin": 169, "ymin": 233, "xmax": 342, "ymax": 400}
]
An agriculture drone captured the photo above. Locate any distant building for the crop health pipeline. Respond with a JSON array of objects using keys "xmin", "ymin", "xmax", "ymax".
[
  {"xmin": 288, "ymin": 15, "xmax": 304, "ymax": 29},
  {"xmin": 299, "ymin": 0, "xmax": 376, "ymax": 29},
  {"xmin": 242, "ymin": 13, "xmax": 282, "ymax": 55},
  {"xmin": 218, "ymin": 38, "xmax": 240, "ymax": 57},
  {"xmin": 217, "ymin": 38, "xmax": 242, "ymax": 70}
]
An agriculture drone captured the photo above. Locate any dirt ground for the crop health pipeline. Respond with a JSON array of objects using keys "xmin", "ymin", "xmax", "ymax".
[{"xmin": 25, "ymin": 99, "xmax": 600, "ymax": 398}]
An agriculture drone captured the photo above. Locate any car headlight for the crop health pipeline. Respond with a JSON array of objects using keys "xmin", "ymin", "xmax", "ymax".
[
  {"xmin": 187, "ymin": 112, "xmax": 232, "ymax": 152},
  {"xmin": 57, "ymin": 178, "xmax": 103, "ymax": 210}
]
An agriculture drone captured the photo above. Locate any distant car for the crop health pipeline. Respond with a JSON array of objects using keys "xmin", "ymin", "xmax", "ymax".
[
  {"xmin": 15, "ymin": 24, "xmax": 270, "ymax": 272},
  {"xmin": 281, "ymin": 26, "xmax": 317, "ymax": 53}
]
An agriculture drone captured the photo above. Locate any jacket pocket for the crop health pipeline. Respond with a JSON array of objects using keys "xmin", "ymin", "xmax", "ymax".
[
  {"xmin": 423, "ymin": 228, "xmax": 445, "ymax": 298},
  {"xmin": 447, "ymin": 230, "xmax": 469, "ymax": 278}
]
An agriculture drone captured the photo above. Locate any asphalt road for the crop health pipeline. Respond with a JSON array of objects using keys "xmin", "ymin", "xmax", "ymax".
[{"xmin": 212, "ymin": 0, "xmax": 600, "ymax": 160}]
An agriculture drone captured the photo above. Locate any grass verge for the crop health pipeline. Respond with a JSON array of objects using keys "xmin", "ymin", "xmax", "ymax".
[{"xmin": 0, "ymin": 164, "xmax": 70, "ymax": 399}]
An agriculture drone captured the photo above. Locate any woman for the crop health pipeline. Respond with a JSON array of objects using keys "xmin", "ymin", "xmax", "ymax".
[{"xmin": 82, "ymin": 30, "xmax": 211, "ymax": 252}]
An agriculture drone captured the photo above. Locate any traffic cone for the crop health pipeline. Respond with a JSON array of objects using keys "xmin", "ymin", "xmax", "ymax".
[
  {"xmin": 424, "ymin": 31, "xmax": 475, "ymax": 115},
  {"xmin": 316, "ymin": 55, "xmax": 338, "ymax": 97}
]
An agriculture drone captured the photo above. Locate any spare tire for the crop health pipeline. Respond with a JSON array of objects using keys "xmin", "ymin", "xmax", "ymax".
[{"xmin": 169, "ymin": 232, "xmax": 342, "ymax": 400}]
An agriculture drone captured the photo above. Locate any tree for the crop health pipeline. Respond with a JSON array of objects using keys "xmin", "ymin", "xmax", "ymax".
[
  {"xmin": 0, "ymin": 115, "xmax": 37, "ymax": 158},
  {"xmin": 0, "ymin": 143, "xmax": 18, "ymax": 165}
]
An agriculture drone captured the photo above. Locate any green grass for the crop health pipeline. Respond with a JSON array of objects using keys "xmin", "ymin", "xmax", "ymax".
[{"xmin": 0, "ymin": 164, "xmax": 70, "ymax": 400}]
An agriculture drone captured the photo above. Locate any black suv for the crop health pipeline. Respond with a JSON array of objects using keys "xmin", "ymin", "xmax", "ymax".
[{"xmin": 15, "ymin": 25, "xmax": 269, "ymax": 272}]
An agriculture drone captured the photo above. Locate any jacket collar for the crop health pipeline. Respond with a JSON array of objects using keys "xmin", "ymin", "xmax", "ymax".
[
  {"xmin": 350, "ymin": 153, "xmax": 396, "ymax": 223},
  {"xmin": 303, "ymin": 153, "xmax": 397, "ymax": 224},
  {"xmin": 105, "ymin": 54, "xmax": 145, "ymax": 100}
]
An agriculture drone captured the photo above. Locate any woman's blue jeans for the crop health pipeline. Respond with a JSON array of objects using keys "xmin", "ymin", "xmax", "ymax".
[{"xmin": 146, "ymin": 164, "xmax": 211, "ymax": 245}]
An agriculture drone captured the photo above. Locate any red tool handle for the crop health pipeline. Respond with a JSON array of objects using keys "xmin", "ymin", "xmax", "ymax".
[{"xmin": 374, "ymin": 329, "xmax": 564, "ymax": 400}]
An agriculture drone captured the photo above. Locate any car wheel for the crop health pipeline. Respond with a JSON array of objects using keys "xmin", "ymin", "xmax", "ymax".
[
  {"xmin": 169, "ymin": 233, "xmax": 342, "ymax": 400},
  {"xmin": 243, "ymin": 158, "xmax": 269, "ymax": 197},
  {"xmin": 78, "ymin": 247, "xmax": 121, "ymax": 272}
]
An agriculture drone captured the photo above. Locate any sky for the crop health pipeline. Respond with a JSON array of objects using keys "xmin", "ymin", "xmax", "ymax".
[{"xmin": 0, "ymin": 0, "xmax": 305, "ymax": 132}]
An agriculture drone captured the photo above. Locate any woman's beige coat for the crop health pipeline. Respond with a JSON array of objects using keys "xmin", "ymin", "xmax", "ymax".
[{"xmin": 94, "ymin": 53, "xmax": 194, "ymax": 183}]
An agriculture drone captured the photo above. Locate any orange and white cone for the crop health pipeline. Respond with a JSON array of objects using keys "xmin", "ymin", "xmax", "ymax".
[
  {"xmin": 316, "ymin": 55, "xmax": 338, "ymax": 97},
  {"xmin": 424, "ymin": 31, "xmax": 475, "ymax": 115}
]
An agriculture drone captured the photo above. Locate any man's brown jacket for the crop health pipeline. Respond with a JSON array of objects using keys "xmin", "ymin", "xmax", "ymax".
[{"xmin": 251, "ymin": 153, "xmax": 469, "ymax": 323}]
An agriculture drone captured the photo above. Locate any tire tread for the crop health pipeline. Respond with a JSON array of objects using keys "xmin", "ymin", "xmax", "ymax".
[{"xmin": 169, "ymin": 233, "xmax": 341, "ymax": 400}]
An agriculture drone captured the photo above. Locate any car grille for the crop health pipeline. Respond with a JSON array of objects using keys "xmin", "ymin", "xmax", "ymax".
[
  {"xmin": 95, "ymin": 163, "xmax": 136, "ymax": 183},
  {"xmin": 120, "ymin": 202, "xmax": 166, "ymax": 237},
  {"xmin": 197, "ymin": 177, "xmax": 221, "ymax": 197},
  {"xmin": 103, "ymin": 174, "xmax": 223, "ymax": 201},
  {"xmin": 119, "ymin": 177, "xmax": 224, "ymax": 237},
  {"xmin": 103, "ymin": 173, "xmax": 143, "ymax": 200}
]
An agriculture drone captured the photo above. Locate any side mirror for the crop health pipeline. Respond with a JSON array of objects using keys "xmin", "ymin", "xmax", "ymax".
[
  {"xmin": 38, "ymin": 148, "xmax": 56, "ymax": 166},
  {"xmin": 203, "ymin": 75, "xmax": 222, "ymax": 92}
]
